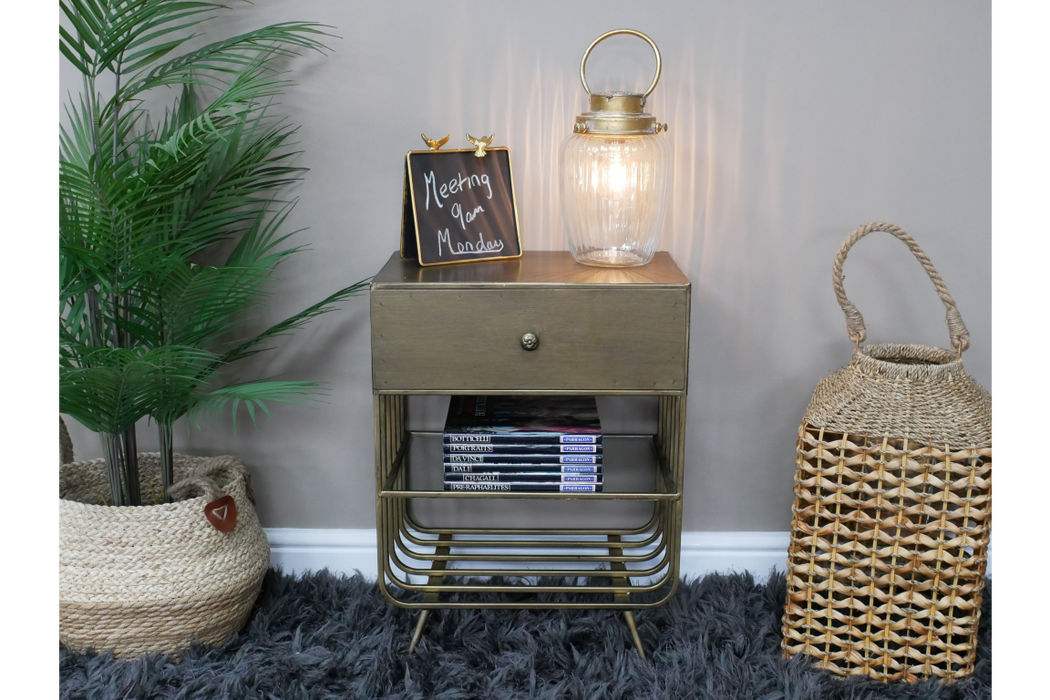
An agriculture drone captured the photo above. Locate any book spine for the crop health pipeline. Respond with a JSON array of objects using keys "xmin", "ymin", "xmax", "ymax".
[
  {"xmin": 444, "ymin": 463, "xmax": 601, "ymax": 473},
  {"xmin": 444, "ymin": 453, "xmax": 601, "ymax": 464},
  {"xmin": 444, "ymin": 473, "xmax": 601, "ymax": 483},
  {"xmin": 443, "ymin": 433, "xmax": 601, "ymax": 445},
  {"xmin": 443, "ymin": 482, "xmax": 603, "ymax": 492},
  {"xmin": 444, "ymin": 443, "xmax": 602, "ymax": 455}
]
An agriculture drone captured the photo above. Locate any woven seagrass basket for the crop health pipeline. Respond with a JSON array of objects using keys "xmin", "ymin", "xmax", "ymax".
[
  {"xmin": 59, "ymin": 451, "xmax": 271, "ymax": 657},
  {"xmin": 781, "ymin": 223, "xmax": 991, "ymax": 683}
]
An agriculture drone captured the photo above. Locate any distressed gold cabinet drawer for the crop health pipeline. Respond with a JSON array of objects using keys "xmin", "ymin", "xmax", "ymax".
[{"xmin": 370, "ymin": 251, "xmax": 690, "ymax": 393}]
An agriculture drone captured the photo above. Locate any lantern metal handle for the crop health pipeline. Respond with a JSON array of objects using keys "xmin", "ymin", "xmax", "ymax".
[{"xmin": 580, "ymin": 29, "xmax": 662, "ymax": 98}]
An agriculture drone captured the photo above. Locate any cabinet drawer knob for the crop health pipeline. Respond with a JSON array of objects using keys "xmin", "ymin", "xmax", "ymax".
[{"xmin": 520, "ymin": 332, "xmax": 539, "ymax": 351}]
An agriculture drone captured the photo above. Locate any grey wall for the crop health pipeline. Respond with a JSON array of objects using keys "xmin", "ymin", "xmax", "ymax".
[{"xmin": 61, "ymin": 1, "xmax": 990, "ymax": 532}]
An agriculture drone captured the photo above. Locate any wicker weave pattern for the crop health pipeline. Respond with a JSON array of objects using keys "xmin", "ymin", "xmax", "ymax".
[
  {"xmin": 802, "ymin": 344, "xmax": 991, "ymax": 448},
  {"xmin": 784, "ymin": 425, "xmax": 990, "ymax": 681},
  {"xmin": 59, "ymin": 454, "xmax": 270, "ymax": 657}
]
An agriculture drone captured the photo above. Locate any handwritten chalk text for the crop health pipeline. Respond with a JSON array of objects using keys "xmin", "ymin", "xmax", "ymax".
[
  {"xmin": 424, "ymin": 170, "xmax": 493, "ymax": 210},
  {"xmin": 437, "ymin": 229, "xmax": 505, "ymax": 257},
  {"xmin": 450, "ymin": 202, "xmax": 485, "ymax": 231}
]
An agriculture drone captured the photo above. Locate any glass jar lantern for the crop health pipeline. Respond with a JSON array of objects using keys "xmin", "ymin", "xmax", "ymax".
[{"xmin": 561, "ymin": 29, "xmax": 671, "ymax": 268}]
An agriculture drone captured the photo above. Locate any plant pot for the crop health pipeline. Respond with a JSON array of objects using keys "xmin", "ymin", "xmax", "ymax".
[{"xmin": 59, "ymin": 453, "xmax": 270, "ymax": 657}]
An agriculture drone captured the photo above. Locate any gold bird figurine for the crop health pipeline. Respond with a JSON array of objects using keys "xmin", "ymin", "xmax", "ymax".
[
  {"xmin": 421, "ymin": 133, "xmax": 449, "ymax": 151},
  {"xmin": 466, "ymin": 133, "xmax": 494, "ymax": 158}
]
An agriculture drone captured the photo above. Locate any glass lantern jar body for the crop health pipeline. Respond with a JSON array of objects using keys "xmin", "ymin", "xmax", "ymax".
[{"xmin": 560, "ymin": 133, "xmax": 671, "ymax": 267}]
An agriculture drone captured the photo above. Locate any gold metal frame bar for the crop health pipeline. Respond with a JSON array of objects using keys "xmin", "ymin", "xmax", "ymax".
[
  {"xmin": 402, "ymin": 510, "xmax": 660, "ymax": 537},
  {"xmin": 397, "ymin": 521, "xmax": 664, "ymax": 550}
]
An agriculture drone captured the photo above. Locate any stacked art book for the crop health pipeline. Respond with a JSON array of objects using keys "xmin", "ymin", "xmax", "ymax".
[{"xmin": 443, "ymin": 396, "xmax": 603, "ymax": 492}]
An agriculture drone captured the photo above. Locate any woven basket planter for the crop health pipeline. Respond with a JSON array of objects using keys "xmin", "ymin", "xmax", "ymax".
[
  {"xmin": 59, "ymin": 452, "xmax": 271, "ymax": 657},
  {"xmin": 781, "ymin": 223, "xmax": 991, "ymax": 683}
]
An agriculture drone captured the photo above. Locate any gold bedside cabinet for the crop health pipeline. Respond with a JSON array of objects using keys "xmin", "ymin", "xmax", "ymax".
[{"xmin": 369, "ymin": 251, "xmax": 691, "ymax": 657}]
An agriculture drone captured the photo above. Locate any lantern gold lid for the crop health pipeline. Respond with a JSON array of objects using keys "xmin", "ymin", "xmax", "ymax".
[{"xmin": 572, "ymin": 30, "xmax": 668, "ymax": 136}]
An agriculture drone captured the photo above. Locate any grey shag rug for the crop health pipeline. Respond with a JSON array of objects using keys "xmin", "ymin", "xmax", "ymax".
[{"xmin": 60, "ymin": 569, "xmax": 990, "ymax": 699}]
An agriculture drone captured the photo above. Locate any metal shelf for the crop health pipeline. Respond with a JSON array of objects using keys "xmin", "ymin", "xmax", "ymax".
[
  {"xmin": 374, "ymin": 394, "xmax": 687, "ymax": 614},
  {"xmin": 379, "ymin": 433, "xmax": 679, "ymax": 502}
]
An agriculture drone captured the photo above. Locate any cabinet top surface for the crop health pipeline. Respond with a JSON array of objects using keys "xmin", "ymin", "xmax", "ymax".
[{"xmin": 372, "ymin": 251, "xmax": 689, "ymax": 288}]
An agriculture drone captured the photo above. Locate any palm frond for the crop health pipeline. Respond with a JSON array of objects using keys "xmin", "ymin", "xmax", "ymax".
[
  {"xmin": 184, "ymin": 380, "xmax": 322, "ymax": 430},
  {"xmin": 218, "ymin": 279, "xmax": 371, "ymax": 366},
  {"xmin": 59, "ymin": 344, "xmax": 218, "ymax": 434},
  {"xmin": 61, "ymin": 0, "xmax": 221, "ymax": 78},
  {"xmin": 223, "ymin": 199, "xmax": 305, "ymax": 269},
  {"xmin": 117, "ymin": 22, "xmax": 332, "ymax": 101}
]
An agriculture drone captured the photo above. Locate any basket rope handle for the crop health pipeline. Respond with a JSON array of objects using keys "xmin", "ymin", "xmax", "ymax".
[
  {"xmin": 166, "ymin": 459, "xmax": 255, "ymax": 505},
  {"xmin": 56, "ymin": 415, "xmax": 73, "ymax": 465},
  {"xmin": 167, "ymin": 476, "xmax": 225, "ymax": 503},
  {"xmin": 832, "ymin": 222, "xmax": 970, "ymax": 353}
]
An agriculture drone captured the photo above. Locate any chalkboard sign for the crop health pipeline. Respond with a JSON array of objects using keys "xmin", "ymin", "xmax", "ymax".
[{"xmin": 401, "ymin": 147, "xmax": 522, "ymax": 266}]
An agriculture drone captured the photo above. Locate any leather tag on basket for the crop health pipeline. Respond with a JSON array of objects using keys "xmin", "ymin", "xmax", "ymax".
[{"xmin": 204, "ymin": 495, "xmax": 237, "ymax": 532}]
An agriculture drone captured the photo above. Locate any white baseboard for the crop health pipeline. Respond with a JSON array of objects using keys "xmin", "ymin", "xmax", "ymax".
[
  {"xmin": 264, "ymin": 528, "xmax": 791, "ymax": 581},
  {"xmin": 266, "ymin": 528, "xmax": 381, "ymax": 580}
]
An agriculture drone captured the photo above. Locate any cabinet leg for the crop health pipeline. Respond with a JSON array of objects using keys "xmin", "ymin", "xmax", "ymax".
[
  {"xmin": 407, "ymin": 533, "xmax": 452, "ymax": 654},
  {"xmin": 408, "ymin": 609, "xmax": 430, "ymax": 654},
  {"xmin": 622, "ymin": 610, "xmax": 646, "ymax": 660},
  {"xmin": 608, "ymin": 534, "xmax": 646, "ymax": 659}
]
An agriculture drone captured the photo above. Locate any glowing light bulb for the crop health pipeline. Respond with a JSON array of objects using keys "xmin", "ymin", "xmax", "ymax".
[{"xmin": 607, "ymin": 160, "xmax": 627, "ymax": 194}]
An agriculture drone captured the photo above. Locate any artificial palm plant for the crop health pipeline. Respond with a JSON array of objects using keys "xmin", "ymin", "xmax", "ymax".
[{"xmin": 60, "ymin": 0, "xmax": 365, "ymax": 505}]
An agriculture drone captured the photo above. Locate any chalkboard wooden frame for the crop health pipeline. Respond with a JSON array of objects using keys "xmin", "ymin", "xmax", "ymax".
[{"xmin": 400, "ymin": 147, "xmax": 522, "ymax": 267}]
